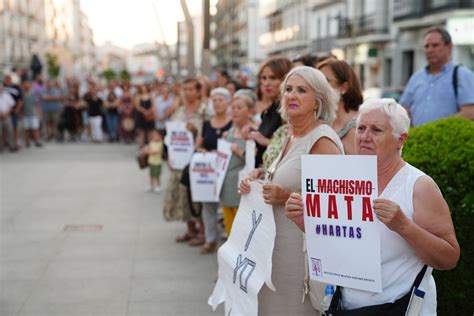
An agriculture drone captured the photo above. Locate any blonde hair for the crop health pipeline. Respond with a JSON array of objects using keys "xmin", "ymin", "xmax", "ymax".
[
  {"xmin": 279, "ymin": 66, "xmax": 337, "ymax": 124},
  {"xmin": 233, "ymin": 93, "xmax": 255, "ymax": 110}
]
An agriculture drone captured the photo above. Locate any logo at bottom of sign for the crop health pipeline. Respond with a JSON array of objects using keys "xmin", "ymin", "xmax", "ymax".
[{"xmin": 311, "ymin": 257, "xmax": 322, "ymax": 277}]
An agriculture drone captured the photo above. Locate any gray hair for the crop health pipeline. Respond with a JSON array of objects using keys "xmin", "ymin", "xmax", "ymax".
[
  {"xmin": 424, "ymin": 26, "xmax": 452, "ymax": 45},
  {"xmin": 358, "ymin": 98, "xmax": 410, "ymax": 139},
  {"xmin": 234, "ymin": 89, "xmax": 257, "ymax": 103},
  {"xmin": 233, "ymin": 93, "xmax": 256, "ymax": 110},
  {"xmin": 279, "ymin": 66, "xmax": 337, "ymax": 124},
  {"xmin": 210, "ymin": 87, "xmax": 231, "ymax": 101}
]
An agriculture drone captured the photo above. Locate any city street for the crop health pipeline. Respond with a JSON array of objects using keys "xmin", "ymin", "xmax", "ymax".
[{"xmin": 1, "ymin": 143, "xmax": 222, "ymax": 316}]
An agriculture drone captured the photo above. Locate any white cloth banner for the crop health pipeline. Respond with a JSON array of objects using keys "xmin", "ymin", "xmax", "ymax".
[
  {"xmin": 165, "ymin": 121, "xmax": 194, "ymax": 170},
  {"xmin": 190, "ymin": 152, "xmax": 219, "ymax": 202},
  {"xmin": 208, "ymin": 181, "xmax": 276, "ymax": 316},
  {"xmin": 215, "ymin": 139, "xmax": 232, "ymax": 198},
  {"xmin": 301, "ymin": 155, "xmax": 382, "ymax": 293},
  {"xmin": 238, "ymin": 140, "xmax": 256, "ymax": 184}
]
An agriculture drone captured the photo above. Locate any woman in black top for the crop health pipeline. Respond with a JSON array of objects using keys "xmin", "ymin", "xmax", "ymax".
[
  {"xmin": 249, "ymin": 56, "xmax": 292, "ymax": 167},
  {"xmin": 135, "ymin": 84, "xmax": 155, "ymax": 147},
  {"xmin": 195, "ymin": 87, "xmax": 232, "ymax": 254},
  {"xmin": 84, "ymin": 85, "xmax": 104, "ymax": 142},
  {"xmin": 63, "ymin": 83, "xmax": 81, "ymax": 141}
]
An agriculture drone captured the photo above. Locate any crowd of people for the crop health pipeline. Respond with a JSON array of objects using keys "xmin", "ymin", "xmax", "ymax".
[
  {"xmin": 2, "ymin": 26, "xmax": 472, "ymax": 315},
  {"xmin": 159, "ymin": 26, "xmax": 469, "ymax": 315},
  {"xmin": 0, "ymin": 74, "xmax": 186, "ymax": 152}
]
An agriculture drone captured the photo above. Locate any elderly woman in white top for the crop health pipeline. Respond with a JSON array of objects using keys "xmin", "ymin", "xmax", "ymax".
[{"xmin": 285, "ymin": 99, "xmax": 460, "ymax": 314}]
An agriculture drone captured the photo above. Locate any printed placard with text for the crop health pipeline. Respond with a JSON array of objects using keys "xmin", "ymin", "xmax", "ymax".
[{"xmin": 302, "ymin": 155, "xmax": 382, "ymax": 293}]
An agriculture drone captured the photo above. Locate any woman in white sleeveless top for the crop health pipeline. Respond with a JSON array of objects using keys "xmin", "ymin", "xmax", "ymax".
[
  {"xmin": 285, "ymin": 99, "xmax": 460, "ymax": 315},
  {"xmin": 239, "ymin": 67, "xmax": 344, "ymax": 315}
]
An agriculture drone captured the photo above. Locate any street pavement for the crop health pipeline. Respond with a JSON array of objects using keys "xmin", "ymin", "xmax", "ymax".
[{"xmin": 1, "ymin": 143, "xmax": 223, "ymax": 316}]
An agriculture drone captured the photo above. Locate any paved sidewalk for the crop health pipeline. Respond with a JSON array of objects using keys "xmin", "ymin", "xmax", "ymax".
[{"xmin": 1, "ymin": 143, "xmax": 222, "ymax": 316}]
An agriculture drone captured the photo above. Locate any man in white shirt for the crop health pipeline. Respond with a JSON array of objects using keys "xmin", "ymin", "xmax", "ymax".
[{"xmin": 0, "ymin": 83, "xmax": 17, "ymax": 152}]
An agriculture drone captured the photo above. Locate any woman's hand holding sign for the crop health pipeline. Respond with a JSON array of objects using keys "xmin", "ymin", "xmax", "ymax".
[
  {"xmin": 262, "ymin": 184, "xmax": 291, "ymax": 205},
  {"xmin": 238, "ymin": 168, "xmax": 264, "ymax": 195},
  {"xmin": 373, "ymin": 198, "xmax": 409, "ymax": 233},
  {"xmin": 239, "ymin": 177, "xmax": 252, "ymax": 195},
  {"xmin": 284, "ymin": 193, "xmax": 305, "ymax": 231}
]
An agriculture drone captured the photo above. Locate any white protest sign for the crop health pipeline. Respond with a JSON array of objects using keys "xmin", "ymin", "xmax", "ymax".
[
  {"xmin": 208, "ymin": 181, "xmax": 276, "ymax": 316},
  {"xmin": 190, "ymin": 152, "xmax": 219, "ymax": 202},
  {"xmin": 238, "ymin": 140, "xmax": 256, "ymax": 184},
  {"xmin": 165, "ymin": 121, "xmax": 194, "ymax": 170},
  {"xmin": 215, "ymin": 139, "xmax": 232, "ymax": 198},
  {"xmin": 301, "ymin": 155, "xmax": 382, "ymax": 293}
]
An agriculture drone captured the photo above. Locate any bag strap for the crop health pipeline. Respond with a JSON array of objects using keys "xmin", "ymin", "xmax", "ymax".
[
  {"xmin": 329, "ymin": 284, "xmax": 342, "ymax": 312},
  {"xmin": 328, "ymin": 264, "xmax": 428, "ymax": 313},
  {"xmin": 413, "ymin": 264, "xmax": 428, "ymax": 289},
  {"xmin": 452, "ymin": 64, "xmax": 459, "ymax": 100}
]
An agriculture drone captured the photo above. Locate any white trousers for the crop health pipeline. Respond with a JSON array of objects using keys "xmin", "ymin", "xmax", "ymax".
[{"xmin": 89, "ymin": 116, "xmax": 103, "ymax": 141}]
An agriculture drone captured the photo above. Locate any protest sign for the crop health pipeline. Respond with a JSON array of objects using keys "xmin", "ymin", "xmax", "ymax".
[
  {"xmin": 165, "ymin": 121, "xmax": 194, "ymax": 170},
  {"xmin": 215, "ymin": 139, "xmax": 232, "ymax": 198},
  {"xmin": 238, "ymin": 140, "xmax": 256, "ymax": 184},
  {"xmin": 189, "ymin": 152, "xmax": 219, "ymax": 202},
  {"xmin": 301, "ymin": 155, "xmax": 382, "ymax": 293},
  {"xmin": 208, "ymin": 181, "xmax": 276, "ymax": 316}
]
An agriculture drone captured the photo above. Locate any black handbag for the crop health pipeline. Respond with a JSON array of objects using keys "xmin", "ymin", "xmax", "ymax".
[
  {"xmin": 180, "ymin": 164, "xmax": 202, "ymax": 217},
  {"xmin": 327, "ymin": 265, "xmax": 428, "ymax": 316}
]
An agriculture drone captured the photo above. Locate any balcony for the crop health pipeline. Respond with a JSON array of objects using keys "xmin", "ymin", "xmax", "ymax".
[
  {"xmin": 394, "ymin": 0, "xmax": 474, "ymax": 21},
  {"xmin": 311, "ymin": 36, "xmax": 337, "ymax": 53},
  {"xmin": 338, "ymin": 13, "xmax": 389, "ymax": 39}
]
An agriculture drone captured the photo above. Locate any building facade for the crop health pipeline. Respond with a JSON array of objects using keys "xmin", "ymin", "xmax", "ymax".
[
  {"xmin": 0, "ymin": 0, "xmax": 97, "ymax": 79},
  {"xmin": 97, "ymin": 41, "xmax": 128, "ymax": 75},
  {"xmin": 335, "ymin": 0, "xmax": 391, "ymax": 89},
  {"xmin": 391, "ymin": 0, "xmax": 474, "ymax": 87},
  {"xmin": 258, "ymin": 0, "xmax": 310, "ymax": 58},
  {"xmin": 213, "ymin": 0, "xmax": 264, "ymax": 74},
  {"xmin": 309, "ymin": 1, "xmax": 345, "ymax": 56},
  {"xmin": 251, "ymin": 0, "xmax": 473, "ymax": 90},
  {"xmin": 177, "ymin": 15, "xmax": 203, "ymax": 78},
  {"xmin": 44, "ymin": 0, "xmax": 97, "ymax": 78},
  {"xmin": 1, "ymin": 0, "xmax": 48, "ymax": 75}
]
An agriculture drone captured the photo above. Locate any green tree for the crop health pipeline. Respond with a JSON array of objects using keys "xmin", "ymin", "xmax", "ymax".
[
  {"xmin": 119, "ymin": 69, "xmax": 131, "ymax": 81},
  {"xmin": 102, "ymin": 69, "xmax": 116, "ymax": 82},
  {"xmin": 45, "ymin": 53, "xmax": 61, "ymax": 79}
]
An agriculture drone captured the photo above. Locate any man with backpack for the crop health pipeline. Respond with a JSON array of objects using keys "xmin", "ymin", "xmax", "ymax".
[{"xmin": 400, "ymin": 26, "xmax": 474, "ymax": 126}]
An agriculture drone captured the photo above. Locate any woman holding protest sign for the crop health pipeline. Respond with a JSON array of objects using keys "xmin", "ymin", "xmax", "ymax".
[
  {"xmin": 195, "ymin": 87, "xmax": 232, "ymax": 254},
  {"xmin": 163, "ymin": 78, "xmax": 210, "ymax": 243},
  {"xmin": 220, "ymin": 93, "xmax": 256, "ymax": 237},
  {"xmin": 285, "ymin": 99, "xmax": 460, "ymax": 314},
  {"xmin": 239, "ymin": 66, "xmax": 343, "ymax": 315}
]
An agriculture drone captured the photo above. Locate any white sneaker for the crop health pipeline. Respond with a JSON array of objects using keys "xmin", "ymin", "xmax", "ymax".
[
  {"xmin": 154, "ymin": 186, "xmax": 162, "ymax": 193},
  {"xmin": 145, "ymin": 186, "xmax": 153, "ymax": 192}
]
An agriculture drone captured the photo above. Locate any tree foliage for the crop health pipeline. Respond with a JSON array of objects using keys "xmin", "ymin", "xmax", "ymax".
[
  {"xmin": 119, "ymin": 69, "xmax": 131, "ymax": 81},
  {"xmin": 45, "ymin": 53, "xmax": 60, "ymax": 79},
  {"xmin": 102, "ymin": 69, "xmax": 116, "ymax": 82}
]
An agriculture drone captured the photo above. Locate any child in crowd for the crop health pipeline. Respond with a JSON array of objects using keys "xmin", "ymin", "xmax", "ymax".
[
  {"xmin": 144, "ymin": 129, "xmax": 164, "ymax": 192},
  {"xmin": 21, "ymin": 81, "xmax": 42, "ymax": 147}
]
